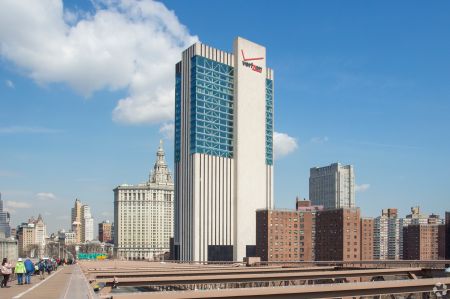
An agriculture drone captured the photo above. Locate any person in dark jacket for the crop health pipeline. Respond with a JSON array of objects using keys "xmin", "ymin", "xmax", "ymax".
[{"xmin": 24, "ymin": 258, "xmax": 34, "ymax": 284}]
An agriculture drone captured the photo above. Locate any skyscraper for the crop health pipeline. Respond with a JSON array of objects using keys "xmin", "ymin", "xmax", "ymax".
[
  {"xmin": 81, "ymin": 205, "xmax": 94, "ymax": 242},
  {"xmin": 114, "ymin": 141, "xmax": 174, "ymax": 260},
  {"xmin": 174, "ymin": 37, "xmax": 274, "ymax": 261},
  {"xmin": 0, "ymin": 193, "xmax": 11, "ymax": 238},
  {"xmin": 309, "ymin": 163, "xmax": 355, "ymax": 209},
  {"xmin": 71, "ymin": 198, "xmax": 82, "ymax": 243}
]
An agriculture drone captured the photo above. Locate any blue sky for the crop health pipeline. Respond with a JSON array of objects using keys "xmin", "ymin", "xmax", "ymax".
[{"xmin": 1, "ymin": 0, "xmax": 449, "ymax": 233}]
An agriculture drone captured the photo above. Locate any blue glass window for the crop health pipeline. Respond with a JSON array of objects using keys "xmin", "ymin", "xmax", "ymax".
[
  {"xmin": 190, "ymin": 56, "xmax": 234, "ymax": 158},
  {"xmin": 175, "ymin": 71, "xmax": 181, "ymax": 162},
  {"xmin": 266, "ymin": 79, "xmax": 274, "ymax": 165}
]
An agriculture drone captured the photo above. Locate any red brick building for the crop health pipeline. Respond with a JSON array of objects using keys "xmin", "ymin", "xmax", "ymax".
[
  {"xmin": 403, "ymin": 223, "xmax": 445, "ymax": 260},
  {"xmin": 360, "ymin": 217, "xmax": 374, "ymax": 260},
  {"xmin": 315, "ymin": 208, "xmax": 361, "ymax": 261},
  {"xmin": 256, "ymin": 199, "xmax": 322, "ymax": 262}
]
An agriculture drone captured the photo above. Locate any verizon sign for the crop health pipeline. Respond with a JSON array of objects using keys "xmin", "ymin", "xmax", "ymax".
[{"xmin": 241, "ymin": 50, "xmax": 263, "ymax": 73}]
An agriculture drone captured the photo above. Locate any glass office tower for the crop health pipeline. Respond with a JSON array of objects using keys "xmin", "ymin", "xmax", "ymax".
[{"xmin": 174, "ymin": 37, "xmax": 274, "ymax": 261}]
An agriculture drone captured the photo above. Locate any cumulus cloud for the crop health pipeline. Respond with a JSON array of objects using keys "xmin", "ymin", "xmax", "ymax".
[
  {"xmin": 0, "ymin": 0, "xmax": 198, "ymax": 124},
  {"xmin": 5, "ymin": 79, "xmax": 14, "ymax": 88},
  {"xmin": 36, "ymin": 192, "xmax": 57, "ymax": 201},
  {"xmin": 355, "ymin": 183, "xmax": 370, "ymax": 192},
  {"xmin": 274, "ymin": 132, "xmax": 298, "ymax": 159}
]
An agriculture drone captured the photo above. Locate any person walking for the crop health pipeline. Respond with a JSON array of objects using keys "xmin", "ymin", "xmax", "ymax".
[
  {"xmin": 14, "ymin": 258, "xmax": 26, "ymax": 285},
  {"xmin": 1, "ymin": 258, "xmax": 13, "ymax": 288},
  {"xmin": 38, "ymin": 259, "xmax": 46, "ymax": 280},
  {"xmin": 45, "ymin": 259, "xmax": 52, "ymax": 276},
  {"xmin": 24, "ymin": 257, "xmax": 34, "ymax": 284}
]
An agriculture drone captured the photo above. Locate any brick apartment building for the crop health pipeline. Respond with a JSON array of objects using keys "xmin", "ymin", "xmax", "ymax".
[
  {"xmin": 446, "ymin": 212, "xmax": 450, "ymax": 259},
  {"xmin": 403, "ymin": 223, "xmax": 445, "ymax": 260},
  {"xmin": 256, "ymin": 199, "xmax": 322, "ymax": 262},
  {"xmin": 360, "ymin": 217, "xmax": 374, "ymax": 260},
  {"xmin": 315, "ymin": 208, "xmax": 362, "ymax": 261}
]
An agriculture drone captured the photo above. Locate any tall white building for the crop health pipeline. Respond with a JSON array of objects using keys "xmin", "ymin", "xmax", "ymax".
[
  {"xmin": 374, "ymin": 208, "xmax": 403, "ymax": 260},
  {"xmin": 174, "ymin": 37, "xmax": 274, "ymax": 262},
  {"xmin": 309, "ymin": 163, "xmax": 355, "ymax": 209},
  {"xmin": 114, "ymin": 141, "xmax": 174, "ymax": 260},
  {"xmin": 81, "ymin": 205, "xmax": 94, "ymax": 242}
]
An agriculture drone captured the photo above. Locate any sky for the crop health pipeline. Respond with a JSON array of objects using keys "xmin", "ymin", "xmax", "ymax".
[{"xmin": 1, "ymin": 0, "xmax": 450, "ymax": 234}]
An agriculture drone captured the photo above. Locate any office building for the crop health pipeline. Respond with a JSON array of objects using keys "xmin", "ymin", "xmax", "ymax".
[
  {"xmin": 374, "ymin": 208, "xmax": 404, "ymax": 260},
  {"xmin": 114, "ymin": 141, "xmax": 174, "ymax": 260},
  {"xmin": 174, "ymin": 37, "xmax": 274, "ymax": 261},
  {"xmin": 256, "ymin": 199, "xmax": 322, "ymax": 262},
  {"xmin": 16, "ymin": 215, "xmax": 46, "ymax": 258},
  {"xmin": 403, "ymin": 223, "xmax": 445, "ymax": 260},
  {"xmin": 99, "ymin": 220, "xmax": 113, "ymax": 243},
  {"xmin": 309, "ymin": 163, "xmax": 355, "ymax": 209},
  {"xmin": 360, "ymin": 217, "xmax": 374, "ymax": 260},
  {"xmin": 81, "ymin": 204, "xmax": 94, "ymax": 242},
  {"xmin": 71, "ymin": 199, "xmax": 82, "ymax": 243},
  {"xmin": 315, "ymin": 208, "xmax": 361, "ymax": 261},
  {"xmin": 0, "ymin": 193, "xmax": 11, "ymax": 238}
]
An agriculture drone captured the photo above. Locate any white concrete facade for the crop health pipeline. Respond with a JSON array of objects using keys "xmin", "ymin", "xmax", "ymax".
[
  {"xmin": 309, "ymin": 163, "xmax": 355, "ymax": 209},
  {"xmin": 174, "ymin": 37, "xmax": 274, "ymax": 262},
  {"xmin": 114, "ymin": 142, "xmax": 174, "ymax": 260}
]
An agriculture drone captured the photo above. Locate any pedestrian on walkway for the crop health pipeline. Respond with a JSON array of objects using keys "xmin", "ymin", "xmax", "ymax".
[
  {"xmin": 24, "ymin": 257, "xmax": 34, "ymax": 284},
  {"xmin": 15, "ymin": 258, "xmax": 26, "ymax": 285},
  {"xmin": 45, "ymin": 259, "xmax": 53, "ymax": 276},
  {"xmin": 38, "ymin": 259, "xmax": 46, "ymax": 280},
  {"xmin": 1, "ymin": 258, "xmax": 13, "ymax": 288}
]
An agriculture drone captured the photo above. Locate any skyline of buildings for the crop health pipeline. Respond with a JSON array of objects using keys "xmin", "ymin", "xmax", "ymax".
[
  {"xmin": 173, "ymin": 37, "xmax": 274, "ymax": 262},
  {"xmin": 114, "ymin": 141, "xmax": 174, "ymax": 260},
  {"xmin": 71, "ymin": 198, "xmax": 94, "ymax": 243},
  {"xmin": 0, "ymin": 193, "xmax": 11, "ymax": 238}
]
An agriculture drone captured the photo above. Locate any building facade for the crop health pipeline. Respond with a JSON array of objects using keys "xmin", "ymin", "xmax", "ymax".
[
  {"xmin": 17, "ymin": 215, "xmax": 47, "ymax": 258},
  {"xmin": 114, "ymin": 141, "xmax": 174, "ymax": 260},
  {"xmin": 71, "ymin": 199, "xmax": 82, "ymax": 243},
  {"xmin": 446, "ymin": 212, "xmax": 450, "ymax": 259},
  {"xmin": 360, "ymin": 217, "xmax": 374, "ymax": 260},
  {"xmin": 403, "ymin": 223, "xmax": 445, "ymax": 260},
  {"xmin": 374, "ymin": 208, "xmax": 403, "ymax": 260},
  {"xmin": 309, "ymin": 163, "xmax": 355, "ymax": 209},
  {"xmin": 0, "ymin": 193, "xmax": 11, "ymax": 238},
  {"xmin": 315, "ymin": 208, "xmax": 361, "ymax": 261},
  {"xmin": 99, "ymin": 220, "xmax": 113, "ymax": 243},
  {"xmin": 81, "ymin": 205, "xmax": 94, "ymax": 242},
  {"xmin": 174, "ymin": 37, "xmax": 274, "ymax": 261},
  {"xmin": 256, "ymin": 199, "xmax": 322, "ymax": 262},
  {"xmin": 0, "ymin": 234, "xmax": 18, "ymax": 262}
]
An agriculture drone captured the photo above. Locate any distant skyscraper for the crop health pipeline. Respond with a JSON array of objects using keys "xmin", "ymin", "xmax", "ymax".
[
  {"xmin": 309, "ymin": 163, "xmax": 355, "ymax": 209},
  {"xmin": 81, "ymin": 205, "xmax": 94, "ymax": 242},
  {"xmin": 114, "ymin": 141, "xmax": 174, "ymax": 260},
  {"xmin": 174, "ymin": 37, "xmax": 274, "ymax": 261},
  {"xmin": 0, "ymin": 193, "xmax": 11, "ymax": 238},
  {"xmin": 71, "ymin": 199, "xmax": 82, "ymax": 243}
]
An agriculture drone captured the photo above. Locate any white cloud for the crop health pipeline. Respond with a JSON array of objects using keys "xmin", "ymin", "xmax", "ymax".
[
  {"xmin": 355, "ymin": 183, "xmax": 370, "ymax": 193},
  {"xmin": 36, "ymin": 192, "xmax": 57, "ymax": 201},
  {"xmin": 159, "ymin": 122, "xmax": 174, "ymax": 140},
  {"xmin": 0, "ymin": 126, "xmax": 61, "ymax": 134},
  {"xmin": 5, "ymin": 200, "xmax": 32, "ymax": 209},
  {"xmin": 273, "ymin": 132, "xmax": 298, "ymax": 159},
  {"xmin": 5, "ymin": 79, "xmax": 14, "ymax": 88},
  {"xmin": 0, "ymin": 0, "xmax": 198, "ymax": 124},
  {"xmin": 310, "ymin": 136, "xmax": 329, "ymax": 144}
]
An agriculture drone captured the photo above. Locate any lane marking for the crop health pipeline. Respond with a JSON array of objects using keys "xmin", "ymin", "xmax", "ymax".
[
  {"xmin": 62, "ymin": 267, "xmax": 75, "ymax": 299},
  {"xmin": 12, "ymin": 267, "xmax": 64, "ymax": 299}
]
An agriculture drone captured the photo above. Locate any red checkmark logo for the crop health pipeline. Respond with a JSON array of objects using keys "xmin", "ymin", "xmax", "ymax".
[{"xmin": 241, "ymin": 50, "xmax": 264, "ymax": 61}]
